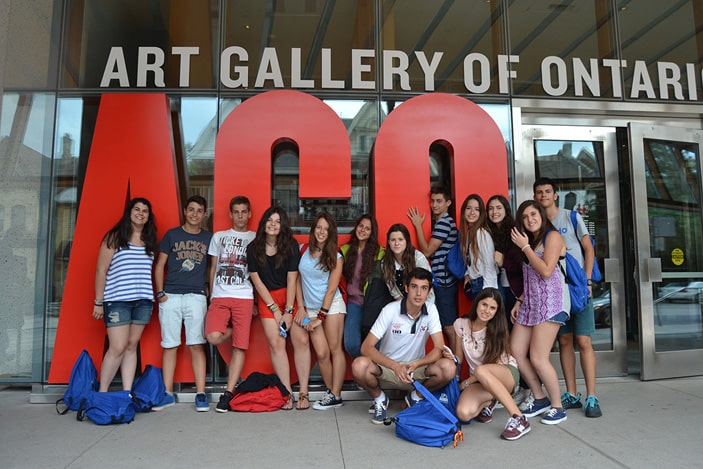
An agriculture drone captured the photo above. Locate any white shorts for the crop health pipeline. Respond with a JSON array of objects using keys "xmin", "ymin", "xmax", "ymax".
[
  {"xmin": 306, "ymin": 294, "xmax": 347, "ymax": 317},
  {"xmin": 158, "ymin": 292, "xmax": 207, "ymax": 348}
]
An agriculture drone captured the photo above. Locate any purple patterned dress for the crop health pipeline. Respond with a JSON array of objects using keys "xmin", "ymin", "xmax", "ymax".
[{"xmin": 516, "ymin": 244, "xmax": 569, "ymax": 326}]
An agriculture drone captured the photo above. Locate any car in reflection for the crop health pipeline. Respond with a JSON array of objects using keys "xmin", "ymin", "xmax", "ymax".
[
  {"xmin": 658, "ymin": 282, "xmax": 687, "ymax": 302},
  {"xmin": 667, "ymin": 281, "xmax": 703, "ymax": 302},
  {"xmin": 592, "ymin": 291, "xmax": 611, "ymax": 328}
]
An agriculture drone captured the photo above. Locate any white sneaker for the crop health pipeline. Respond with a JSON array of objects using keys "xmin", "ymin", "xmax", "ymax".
[
  {"xmin": 518, "ymin": 392, "xmax": 535, "ymax": 412},
  {"xmin": 513, "ymin": 387, "xmax": 530, "ymax": 407}
]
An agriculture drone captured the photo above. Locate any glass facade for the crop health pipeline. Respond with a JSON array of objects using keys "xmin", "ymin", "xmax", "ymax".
[{"xmin": 2, "ymin": 0, "xmax": 703, "ymax": 383}]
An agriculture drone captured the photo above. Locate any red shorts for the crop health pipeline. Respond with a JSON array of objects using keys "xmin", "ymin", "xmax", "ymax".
[
  {"xmin": 256, "ymin": 288, "xmax": 294, "ymax": 319},
  {"xmin": 205, "ymin": 297, "xmax": 253, "ymax": 350}
]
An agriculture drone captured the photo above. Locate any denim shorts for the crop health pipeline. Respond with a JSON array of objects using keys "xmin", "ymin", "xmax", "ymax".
[
  {"xmin": 104, "ymin": 299, "xmax": 154, "ymax": 328},
  {"xmin": 548, "ymin": 310, "xmax": 569, "ymax": 326}
]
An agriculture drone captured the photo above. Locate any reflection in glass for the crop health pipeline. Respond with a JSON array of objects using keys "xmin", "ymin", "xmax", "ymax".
[
  {"xmin": 1, "ymin": 92, "xmax": 55, "ymax": 379},
  {"xmin": 646, "ymin": 138, "xmax": 703, "ymax": 351},
  {"xmin": 534, "ymin": 138, "xmax": 612, "ymax": 351}
]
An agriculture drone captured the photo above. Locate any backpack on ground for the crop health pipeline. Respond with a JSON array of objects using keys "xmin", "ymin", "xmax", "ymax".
[
  {"xmin": 386, "ymin": 379, "xmax": 465, "ymax": 448},
  {"xmin": 570, "ymin": 210, "xmax": 602, "ymax": 282},
  {"xmin": 77, "ymin": 390, "xmax": 137, "ymax": 425},
  {"xmin": 56, "ymin": 349, "xmax": 98, "ymax": 415},
  {"xmin": 131, "ymin": 364, "xmax": 166, "ymax": 412},
  {"xmin": 229, "ymin": 372, "xmax": 289, "ymax": 412}
]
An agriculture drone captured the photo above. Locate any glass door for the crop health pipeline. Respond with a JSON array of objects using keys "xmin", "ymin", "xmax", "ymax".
[
  {"xmin": 519, "ymin": 126, "xmax": 627, "ymax": 377},
  {"xmin": 629, "ymin": 124, "xmax": 703, "ymax": 380}
]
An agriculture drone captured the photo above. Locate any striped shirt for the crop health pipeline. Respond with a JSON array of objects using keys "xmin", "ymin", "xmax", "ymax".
[
  {"xmin": 430, "ymin": 212, "xmax": 458, "ymax": 286},
  {"xmin": 104, "ymin": 244, "xmax": 154, "ymax": 301}
]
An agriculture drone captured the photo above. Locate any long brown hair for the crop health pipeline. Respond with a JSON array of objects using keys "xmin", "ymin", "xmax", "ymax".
[
  {"xmin": 308, "ymin": 211, "xmax": 339, "ymax": 272},
  {"xmin": 464, "ymin": 287, "xmax": 510, "ymax": 365},
  {"xmin": 381, "ymin": 224, "xmax": 417, "ymax": 287},
  {"xmin": 103, "ymin": 197, "xmax": 157, "ymax": 256},
  {"xmin": 249, "ymin": 206, "xmax": 296, "ymax": 269},
  {"xmin": 459, "ymin": 194, "xmax": 489, "ymax": 269},
  {"xmin": 515, "ymin": 200, "xmax": 557, "ymax": 253},
  {"xmin": 342, "ymin": 214, "xmax": 380, "ymax": 286}
]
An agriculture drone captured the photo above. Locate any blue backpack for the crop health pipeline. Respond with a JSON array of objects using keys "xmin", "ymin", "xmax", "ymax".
[
  {"xmin": 386, "ymin": 379, "xmax": 465, "ymax": 448},
  {"xmin": 78, "ymin": 390, "xmax": 137, "ymax": 425},
  {"xmin": 558, "ymin": 252, "xmax": 590, "ymax": 314},
  {"xmin": 56, "ymin": 349, "xmax": 98, "ymax": 415},
  {"xmin": 131, "ymin": 364, "xmax": 166, "ymax": 412},
  {"xmin": 446, "ymin": 240, "xmax": 467, "ymax": 280},
  {"xmin": 570, "ymin": 210, "xmax": 602, "ymax": 282}
]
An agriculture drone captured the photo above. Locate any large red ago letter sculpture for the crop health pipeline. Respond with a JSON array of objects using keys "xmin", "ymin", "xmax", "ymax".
[
  {"xmin": 374, "ymin": 93, "xmax": 509, "ymax": 358},
  {"xmin": 49, "ymin": 94, "xmax": 182, "ymax": 383},
  {"xmin": 213, "ymin": 90, "xmax": 351, "ymax": 377}
]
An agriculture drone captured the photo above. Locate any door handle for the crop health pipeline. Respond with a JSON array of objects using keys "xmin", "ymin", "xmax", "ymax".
[{"xmin": 642, "ymin": 258, "xmax": 662, "ymax": 283}]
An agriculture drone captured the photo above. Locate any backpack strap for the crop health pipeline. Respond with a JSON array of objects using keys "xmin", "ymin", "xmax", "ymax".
[{"xmin": 412, "ymin": 379, "xmax": 460, "ymax": 427}]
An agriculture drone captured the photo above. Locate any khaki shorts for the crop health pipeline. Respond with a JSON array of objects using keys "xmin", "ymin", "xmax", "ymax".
[{"xmin": 377, "ymin": 363, "xmax": 430, "ymax": 391}]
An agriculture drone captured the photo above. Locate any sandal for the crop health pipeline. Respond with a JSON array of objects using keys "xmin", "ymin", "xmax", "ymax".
[
  {"xmin": 282, "ymin": 393, "xmax": 294, "ymax": 411},
  {"xmin": 296, "ymin": 392, "xmax": 310, "ymax": 410}
]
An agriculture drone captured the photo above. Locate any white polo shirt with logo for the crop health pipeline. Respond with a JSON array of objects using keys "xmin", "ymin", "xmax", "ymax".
[{"xmin": 370, "ymin": 300, "xmax": 442, "ymax": 363}]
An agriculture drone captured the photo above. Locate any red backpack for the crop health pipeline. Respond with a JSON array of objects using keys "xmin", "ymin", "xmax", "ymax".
[{"xmin": 229, "ymin": 372, "xmax": 289, "ymax": 412}]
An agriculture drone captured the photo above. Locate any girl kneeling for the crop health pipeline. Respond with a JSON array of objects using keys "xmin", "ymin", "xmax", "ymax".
[{"xmin": 448, "ymin": 288, "xmax": 530, "ymax": 441}]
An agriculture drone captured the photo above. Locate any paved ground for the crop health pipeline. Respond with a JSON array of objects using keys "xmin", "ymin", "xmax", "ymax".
[{"xmin": 2, "ymin": 376, "xmax": 702, "ymax": 469}]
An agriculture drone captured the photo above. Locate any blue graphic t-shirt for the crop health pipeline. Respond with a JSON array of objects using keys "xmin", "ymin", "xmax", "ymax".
[{"xmin": 159, "ymin": 226, "xmax": 212, "ymax": 295}]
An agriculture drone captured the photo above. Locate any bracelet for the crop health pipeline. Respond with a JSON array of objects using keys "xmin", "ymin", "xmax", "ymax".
[
  {"xmin": 94, "ymin": 299, "xmax": 104, "ymax": 304},
  {"xmin": 267, "ymin": 303, "xmax": 280, "ymax": 313},
  {"xmin": 461, "ymin": 379, "xmax": 470, "ymax": 390},
  {"xmin": 521, "ymin": 244, "xmax": 530, "ymax": 252},
  {"xmin": 284, "ymin": 308, "xmax": 294, "ymax": 315},
  {"xmin": 94, "ymin": 302, "xmax": 104, "ymax": 307},
  {"xmin": 317, "ymin": 311, "xmax": 327, "ymax": 321},
  {"xmin": 320, "ymin": 306, "xmax": 329, "ymax": 314},
  {"xmin": 516, "ymin": 298, "xmax": 523, "ymax": 304}
]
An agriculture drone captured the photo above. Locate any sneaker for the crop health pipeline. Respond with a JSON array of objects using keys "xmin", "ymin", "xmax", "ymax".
[
  {"xmin": 584, "ymin": 395, "xmax": 602, "ymax": 418},
  {"xmin": 561, "ymin": 391, "xmax": 582, "ymax": 410},
  {"xmin": 368, "ymin": 402, "xmax": 376, "ymax": 414},
  {"xmin": 476, "ymin": 399, "xmax": 497, "ymax": 423},
  {"xmin": 215, "ymin": 390, "xmax": 233, "ymax": 413},
  {"xmin": 501, "ymin": 414, "xmax": 531, "ymax": 441},
  {"xmin": 195, "ymin": 392, "xmax": 210, "ymax": 412},
  {"xmin": 151, "ymin": 391, "xmax": 175, "ymax": 411},
  {"xmin": 518, "ymin": 392, "xmax": 535, "ymax": 412},
  {"xmin": 512, "ymin": 387, "xmax": 530, "ymax": 407},
  {"xmin": 312, "ymin": 389, "xmax": 343, "ymax": 410},
  {"xmin": 521, "ymin": 398, "xmax": 551, "ymax": 417},
  {"xmin": 371, "ymin": 397, "xmax": 389, "ymax": 425},
  {"xmin": 540, "ymin": 407, "xmax": 567, "ymax": 425},
  {"xmin": 404, "ymin": 392, "xmax": 422, "ymax": 408}
]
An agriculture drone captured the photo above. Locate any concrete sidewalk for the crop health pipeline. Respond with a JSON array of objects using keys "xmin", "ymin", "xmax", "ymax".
[{"xmin": 2, "ymin": 376, "xmax": 702, "ymax": 469}]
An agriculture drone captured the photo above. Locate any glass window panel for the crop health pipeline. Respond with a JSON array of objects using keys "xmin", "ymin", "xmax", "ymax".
[
  {"xmin": 0, "ymin": 92, "xmax": 54, "ymax": 380},
  {"xmin": 62, "ymin": 0, "xmax": 219, "ymax": 89},
  {"xmin": 534, "ymin": 138, "xmax": 612, "ymax": 350},
  {"xmin": 508, "ymin": 0, "xmax": 617, "ymax": 97},
  {"xmin": 618, "ymin": 0, "xmax": 703, "ymax": 101},
  {"xmin": 381, "ymin": 0, "xmax": 507, "ymax": 94},
  {"xmin": 224, "ymin": 0, "xmax": 375, "ymax": 91},
  {"xmin": 2, "ymin": 1, "xmax": 60, "ymax": 89}
]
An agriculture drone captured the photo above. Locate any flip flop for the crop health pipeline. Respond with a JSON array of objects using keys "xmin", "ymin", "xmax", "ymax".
[
  {"xmin": 282, "ymin": 393, "xmax": 294, "ymax": 411},
  {"xmin": 296, "ymin": 392, "xmax": 310, "ymax": 410}
]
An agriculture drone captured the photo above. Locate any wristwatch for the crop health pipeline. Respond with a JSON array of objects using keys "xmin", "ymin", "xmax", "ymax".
[{"xmin": 587, "ymin": 279, "xmax": 593, "ymax": 286}]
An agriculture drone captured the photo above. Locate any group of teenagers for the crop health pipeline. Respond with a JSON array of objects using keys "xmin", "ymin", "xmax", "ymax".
[{"xmin": 89, "ymin": 176, "xmax": 602, "ymax": 442}]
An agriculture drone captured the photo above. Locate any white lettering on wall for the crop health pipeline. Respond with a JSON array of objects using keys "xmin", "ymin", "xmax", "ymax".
[{"xmin": 96, "ymin": 45, "xmax": 703, "ymax": 102}]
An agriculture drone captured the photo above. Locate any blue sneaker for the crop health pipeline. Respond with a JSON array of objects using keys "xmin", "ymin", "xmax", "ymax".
[
  {"xmin": 404, "ymin": 391, "xmax": 422, "ymax": 408},
  {"xmin": 371, "ymin": 397, "xmax": 389, "ymax": 425},
  {"xmin": 521, "ymin": 398, "xmax": 551, "ymax": 417},
  {"xmin": 152, "ymin": 391, "xmax": 176, "ymax": 411},
  {"xmin": 195, "ymin": 392, "xmax": 210, "ymax": 412},
  {"xmin": 561, "ymin": 391, "xmax": 582, "ymax": 409},
  {"xmin": 584, "ymin": 395, "xmax": 602, "ymax": 418},
  {"xmin": 540, "ymin": 407, "xmax": 567, "ymax": 425}
]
